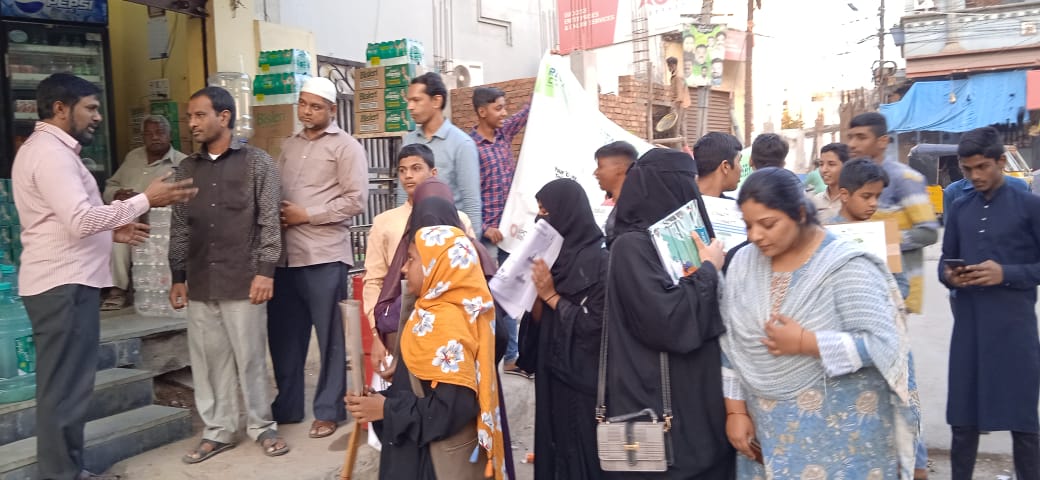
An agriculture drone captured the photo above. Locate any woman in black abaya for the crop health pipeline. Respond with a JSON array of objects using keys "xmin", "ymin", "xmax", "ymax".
[
  {"xmin": 603, "ymin": 148, "xmax": 735, "ymax": 479},
  {"xmin": 525, "ymin": 178, "xmax": 607, "ymax": 480}
]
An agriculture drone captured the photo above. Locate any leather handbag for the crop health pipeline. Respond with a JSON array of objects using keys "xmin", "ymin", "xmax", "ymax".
[{"xmin": 595, "ymin": 250, "xmax": 673, "ymax": 472}]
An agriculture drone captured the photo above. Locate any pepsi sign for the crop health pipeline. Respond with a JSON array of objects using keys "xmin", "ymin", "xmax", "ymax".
[{"xmin": 2, "ymin": 0, "xmax": 107, "ymax": 24}]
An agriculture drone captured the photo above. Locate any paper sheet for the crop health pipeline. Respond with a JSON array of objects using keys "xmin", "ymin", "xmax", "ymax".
[
  {"xmin": 701, "ymin": 196, "xmax": 747, "ymax": 250},
  {"xmin": 489, "ymin": 220, "xmax": 564, "ymax": 319}
]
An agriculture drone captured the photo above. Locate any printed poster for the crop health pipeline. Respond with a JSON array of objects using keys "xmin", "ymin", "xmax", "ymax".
[
  {"xmin": 497, "ymin": 53, "xmax": 655, "ymax": 254},
  {"xmin": 682, "ymin": 24, "xmax": 726, "ymax": 88}
]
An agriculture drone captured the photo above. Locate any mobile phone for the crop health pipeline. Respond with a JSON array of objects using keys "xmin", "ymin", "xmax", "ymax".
[{"xmin": 943, "ymin": 258, "xmax": 967, "ymax": 270}]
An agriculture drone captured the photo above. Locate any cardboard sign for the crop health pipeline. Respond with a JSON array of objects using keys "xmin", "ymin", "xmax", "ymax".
[{"xmin": 824, "ymin": 218, "xmax": 903, "ymax": 273}]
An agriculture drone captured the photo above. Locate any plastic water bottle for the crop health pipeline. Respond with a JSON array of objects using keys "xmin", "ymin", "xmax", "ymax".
[
  {"xmin": 0, "ymin": 282, "xmax": 35, "ymax": 403},
  {"xmin": 1, "ymin": 264, "xmax": 18, "ymax": 296},
  {"xmin": 207, "ymin": 72, "xmax": 254, "ymax": 144}
]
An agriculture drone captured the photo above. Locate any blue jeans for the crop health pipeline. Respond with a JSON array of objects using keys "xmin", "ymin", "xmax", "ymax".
[{"xmin": 483, "ymin": 239, "xmax": 519, "ymax": 362}]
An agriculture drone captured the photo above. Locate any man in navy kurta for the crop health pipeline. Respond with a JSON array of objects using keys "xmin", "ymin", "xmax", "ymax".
[{"xmin": 941, "ymin": 127, "xmax": 1040, "ymax": 480}]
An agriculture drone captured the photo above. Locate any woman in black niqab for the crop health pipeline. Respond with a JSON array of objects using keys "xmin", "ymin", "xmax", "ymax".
[
  {"xmin": 524, "ymin": 178, "xmax": 607, "ymax": 480},
  {"xmin": 603, "ymin": 148, "xmax": 735, "ymax": 479}
]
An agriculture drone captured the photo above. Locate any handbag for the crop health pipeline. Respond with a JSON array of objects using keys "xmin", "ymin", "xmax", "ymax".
[{"xmin": 595, "ymin": 248, "xmax": 673, "ymax": 472}]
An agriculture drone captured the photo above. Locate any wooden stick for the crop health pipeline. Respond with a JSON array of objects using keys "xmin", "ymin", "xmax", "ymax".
[{"xmin": 340, "ymin": 299, "xmax": 367, "ymax": 480}]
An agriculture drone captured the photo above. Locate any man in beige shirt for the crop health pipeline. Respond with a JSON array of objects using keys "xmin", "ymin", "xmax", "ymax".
[
  {"xmin": 101, "ymin": 115, "xmax": 186, "ymax": 309},
  {"xmin": 668, "ymin": 56, "xmax": 692, "ymax": 143},
  {"xmin": 269, "ymin": 77, "xmax": 368, "ymax": 438},
  {"xmin": 363, "ymin": 144, "xmax": 473, "ymax": 368}
]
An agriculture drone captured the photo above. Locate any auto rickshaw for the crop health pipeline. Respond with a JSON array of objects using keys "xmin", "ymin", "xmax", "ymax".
[{"xmin": 907, "ymin": 143, "xmax": 1033, "ymax": 221}]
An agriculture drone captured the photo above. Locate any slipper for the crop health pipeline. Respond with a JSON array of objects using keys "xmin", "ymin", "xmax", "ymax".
[
  {"xmin": 181, "ymin": 439, "xmax": 235, "ymax": 464},
  {"xmin": 504, "ymin": 367, "xmax": 534, "ymax": 379},
  {"xmin": 101, "ymin": 294, "xmax": 127, "ymax": 311},
  {"xmin": 257, "ymin": 429, "xmax": 290, "ymax": 457},
  {"xmin": 309, "ymin": 419, "xmax": 338, "ymax": 439}
]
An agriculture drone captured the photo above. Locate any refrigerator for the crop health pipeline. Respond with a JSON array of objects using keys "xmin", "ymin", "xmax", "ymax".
[{"xmin": 0, "ymin": 0, "xmax": 112, "ymax": 186}]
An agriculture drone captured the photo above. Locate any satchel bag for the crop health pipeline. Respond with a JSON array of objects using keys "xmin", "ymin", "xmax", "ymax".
[{"xmin": 595, "ymin": 249, "xmax": 673, "ymax": 472}]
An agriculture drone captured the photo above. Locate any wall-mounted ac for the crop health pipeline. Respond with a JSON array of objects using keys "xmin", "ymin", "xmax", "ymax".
[
  {"xmin": 913, "ymin": 0, "xmax": 936, "ymax": 12},
  {"xmin": 444, "ymin": 60, "xmax": 485, "ymax": 89}
]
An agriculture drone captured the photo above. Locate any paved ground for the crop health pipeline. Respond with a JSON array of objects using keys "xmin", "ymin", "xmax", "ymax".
[
  {"xmin": 110, "ymin": 333, "xmax": 538, "ymax": 480},
  {"xmin": 110, "ymin": 233, "xmax": 1038, "ymax": 478}
]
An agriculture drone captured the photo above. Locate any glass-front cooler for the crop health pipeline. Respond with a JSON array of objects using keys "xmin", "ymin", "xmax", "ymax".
[{"xmin": 1, "ymin": 21, "xmax": 112, "ymax": 184}]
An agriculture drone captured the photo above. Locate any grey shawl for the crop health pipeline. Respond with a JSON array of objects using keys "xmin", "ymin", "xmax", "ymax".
[{"xmin": 720, "ymin": 237, "xmax": 910, "ymax": 403}]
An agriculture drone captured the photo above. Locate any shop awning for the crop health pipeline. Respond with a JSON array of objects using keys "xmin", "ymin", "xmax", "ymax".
[{"xmin": 880, "ymin": 70, "xmax": 1026, "ymax": 133}]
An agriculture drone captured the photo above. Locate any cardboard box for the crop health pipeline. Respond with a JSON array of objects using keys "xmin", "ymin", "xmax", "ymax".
[
  {"xmin": 356, "ymin": 64, "xmax": 420, "ymax": 90},
  {"xmin": 383, "ymin": 64, "xmax": 417, "ymax": 88},
  {"xmin": 355, "ymin": 67, "xmax": 385, "ymax": 90},
  {"xmin": 384, "ymin": 109, "xmax": 415, "ymax": 132},
  {"xmin": 354, "ymin": 109, "xmax": 416, "ymax": 135},
  {"xmin": 250, "ymin": 135, "xmax": 288, "ymax": 159},
  {"xmin": 354, "ymin": 110, "xmax": 385, "ymax": 135},
  {"xmin": 355, "ymin": 87, "xmax": 409, "ymax": 112},
  {"xmin": 252, "ymin": 104, "xmax": 298, "ymax": 139}
]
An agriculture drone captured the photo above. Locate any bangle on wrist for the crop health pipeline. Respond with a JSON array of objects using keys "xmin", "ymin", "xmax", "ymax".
[
  {"xmin": 799, "ymin": 329, "xmax": 806, "ymax": 355},
  {"xmin": 544, "ymin": 293, "xmax": 559, "ymax": 303},
  {"xmin": 726, "ymin": 411, "xmax": 749, "ymax": 417}
]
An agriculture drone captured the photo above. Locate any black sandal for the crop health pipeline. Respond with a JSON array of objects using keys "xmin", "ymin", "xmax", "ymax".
[{"xmin": 181, "ymin": 439, "xmax": 234, "ymax": 464}]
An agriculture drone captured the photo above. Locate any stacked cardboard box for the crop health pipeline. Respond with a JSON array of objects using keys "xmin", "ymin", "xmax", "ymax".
[{"xmin": 353, "ymin": 64, "xmax": 418, "ymax": 135}]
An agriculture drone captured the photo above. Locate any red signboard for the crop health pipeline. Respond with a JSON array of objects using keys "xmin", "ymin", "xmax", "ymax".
[{"xmin": 557, "ymin": 0, "xmax": 620, "ymax": 54}]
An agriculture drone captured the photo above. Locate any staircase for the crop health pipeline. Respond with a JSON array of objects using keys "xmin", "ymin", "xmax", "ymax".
[{"xmin": 0, "ymin": 311, "xmax": 192, "ymax": 479}]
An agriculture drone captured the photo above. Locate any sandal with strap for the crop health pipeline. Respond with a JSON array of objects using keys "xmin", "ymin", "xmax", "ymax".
[
  {"xmin": 182, "ymin": 439, "xmax": 235, "ymax": 464},
  {"xmin": 309, "ymin": 419, "xmax": 338, "ymax": 439},
  {"xmin": 257, "ymin": 429, "xmax": 290, "ymax": 457}
]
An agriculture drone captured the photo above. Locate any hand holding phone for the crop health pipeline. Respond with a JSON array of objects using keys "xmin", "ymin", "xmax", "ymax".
[{"xmin": 943, "ymin": 259, "xmax": 968, "ymax": 287}]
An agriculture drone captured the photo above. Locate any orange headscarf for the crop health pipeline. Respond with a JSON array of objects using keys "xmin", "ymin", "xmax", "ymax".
[{"xmin": 401, "ymin": 225, "xmax": 505, "ymax": 479}]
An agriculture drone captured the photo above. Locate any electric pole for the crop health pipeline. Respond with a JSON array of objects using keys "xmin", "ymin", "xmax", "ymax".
[
  {"xmin": 744, "ymin": 0, "xmax": 757, "ymax": 145},
  {"xmin": 877, "ymin": 0, "xmax": 886, "ymax": 105}
]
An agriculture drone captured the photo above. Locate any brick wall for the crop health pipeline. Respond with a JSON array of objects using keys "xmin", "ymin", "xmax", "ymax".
[
  {"xmin": 450, "ymin": 75, "xmax": 675, "ymax": 156},
  {"xmin": 451, "ymin": 78, "xmax": 537, "ymax": 160}
]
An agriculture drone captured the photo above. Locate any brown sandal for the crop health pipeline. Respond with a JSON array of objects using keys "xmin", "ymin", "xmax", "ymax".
[{"xmin": 308, "ymin": 419, "xmax": 338, "ymax": 438}]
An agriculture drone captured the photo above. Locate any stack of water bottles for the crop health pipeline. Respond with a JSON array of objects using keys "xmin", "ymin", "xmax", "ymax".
[
  {"xmin": 0, "ymin": 262, "xmax": 35, "ymax": 403},
  {"xmin": 0, "ymin": 179, "xmax": 22, "ymax": 266},
  {"xmin": 132, "ymin": 207, "xmax": 185, "ymax": 318}
]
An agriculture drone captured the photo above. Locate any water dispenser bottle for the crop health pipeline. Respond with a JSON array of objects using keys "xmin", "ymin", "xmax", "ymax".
[
  {"xmin": 0, "ymin": 282, "xmax": 34, "ymax": 403},
  {"xmin": 207, "ymin": 72, "xmax": 254, "ymax": 145}
]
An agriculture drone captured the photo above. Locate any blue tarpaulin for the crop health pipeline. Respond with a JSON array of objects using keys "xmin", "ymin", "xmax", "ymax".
[{"xmin": 880, "ymin": 70, "xmax": 1026, "ymax": 133}]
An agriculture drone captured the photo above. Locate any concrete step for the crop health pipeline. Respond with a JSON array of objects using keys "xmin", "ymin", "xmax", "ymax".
[
  {"xmin": 99, "ymin": 312, "xmax": 188, "ymax": 374},
  {"xmin": 0, "ymin": 405, "xmax": 191, "ymax": 480},
  {"xmin": 0, "ymin": 368, "xmax": 154, "ymax": 445}
]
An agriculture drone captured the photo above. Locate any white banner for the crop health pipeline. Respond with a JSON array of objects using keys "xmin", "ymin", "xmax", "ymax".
[{"xmin": 497, "ymin": 53, "xmax": 655, "ymax": 253}]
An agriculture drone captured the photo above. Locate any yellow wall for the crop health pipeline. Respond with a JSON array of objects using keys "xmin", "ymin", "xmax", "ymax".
[{"xmin": 109, "ymin": 2, "xmax": 206, "ymax": 162}]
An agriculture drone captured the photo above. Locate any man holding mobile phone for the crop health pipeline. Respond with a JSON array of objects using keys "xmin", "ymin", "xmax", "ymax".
[{"xmin": 940, "ymin": 127, "xmax": 1040, "ymax": 480}]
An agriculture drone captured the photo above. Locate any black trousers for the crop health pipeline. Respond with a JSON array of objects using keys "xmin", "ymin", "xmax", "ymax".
[
  {"xmin": 23, "ymin": 284, "xmax": 101, "ymax": 480},
  {"xmin": 951, "ymin": 425, "xmax": 1040, "ymax": 480},
  {"xmin": 267, "ymin": 263, "xmax": 348, "ymax": 423}
]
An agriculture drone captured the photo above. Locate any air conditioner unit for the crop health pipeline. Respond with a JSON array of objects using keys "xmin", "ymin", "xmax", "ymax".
[
  {"xmin": 445, "ymin": 60, "xmax": 485, "ymax": 88},
  {"xmin": 913, "ymin": 0, "xmax": 935, "ymax": 12}
]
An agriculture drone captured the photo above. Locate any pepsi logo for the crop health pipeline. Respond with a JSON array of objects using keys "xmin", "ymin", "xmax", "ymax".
[{"xmin": 13, "ymin": 0, "xmax": 45, "ymax": 14}]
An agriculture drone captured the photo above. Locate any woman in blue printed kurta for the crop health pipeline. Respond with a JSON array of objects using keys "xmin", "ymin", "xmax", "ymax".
[{"xmin": 720, "ymin": 168, "xmax": 917, "ymax": 478}]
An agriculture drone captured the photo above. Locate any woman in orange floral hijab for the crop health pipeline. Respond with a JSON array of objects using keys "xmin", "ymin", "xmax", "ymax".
[{"xmin": 347, "ymin": 225, "xmax": 505, "ymax": 479}]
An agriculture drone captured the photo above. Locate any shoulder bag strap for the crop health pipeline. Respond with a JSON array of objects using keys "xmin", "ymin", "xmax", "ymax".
[
  {"xmin": 596, "ymin": 242, "xmax": 674, "ymax": 428},
  {"xmin": 595, "ymin": 249, "xmax": 612, "ymax": 422}
]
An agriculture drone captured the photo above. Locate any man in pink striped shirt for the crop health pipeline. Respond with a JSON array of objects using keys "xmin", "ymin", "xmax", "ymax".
[{"xmin": 12, "ymin": 73, "xmax": 196, "ymax": 480}]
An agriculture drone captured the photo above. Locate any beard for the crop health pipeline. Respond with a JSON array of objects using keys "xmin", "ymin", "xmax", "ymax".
[{"xmin": 70, "ymin": 126, "xmax": 95, "ymax": 146}]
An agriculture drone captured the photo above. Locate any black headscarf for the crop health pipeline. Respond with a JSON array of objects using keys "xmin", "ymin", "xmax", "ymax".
[
  {"xmin": 611, "ymin": 147, "xmax": 716, "ymax": 241},
  {"xmin": 535, "ymin": 179, "xmax": 605, "ymax": 295}
]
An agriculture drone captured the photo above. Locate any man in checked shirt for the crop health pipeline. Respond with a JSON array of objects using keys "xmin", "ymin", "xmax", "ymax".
[{"xmin": 470, "ymin": 86, "xmax": 530, "ymax": 374}]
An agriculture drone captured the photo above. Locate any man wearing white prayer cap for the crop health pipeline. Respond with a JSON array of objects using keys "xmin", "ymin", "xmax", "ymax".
[{"xmin": 268, "ymin": 75, "xmax": 369, "ymax": 438}]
